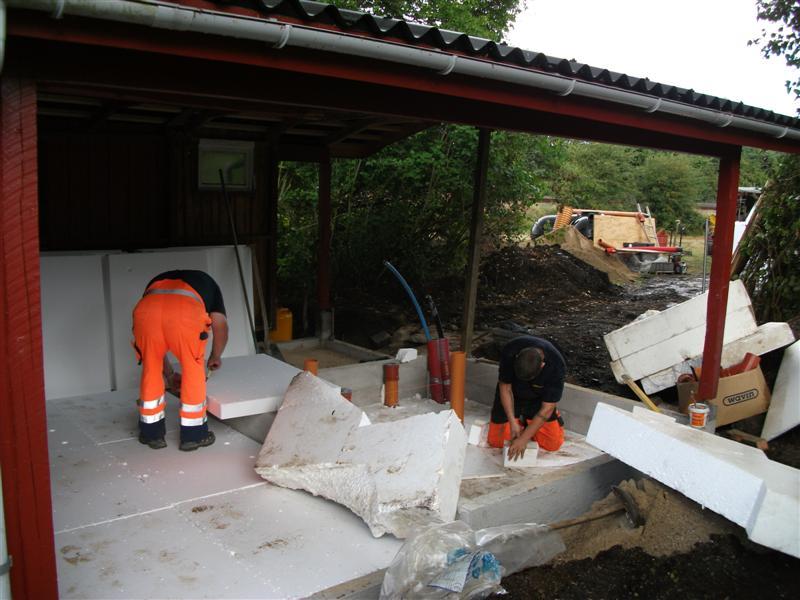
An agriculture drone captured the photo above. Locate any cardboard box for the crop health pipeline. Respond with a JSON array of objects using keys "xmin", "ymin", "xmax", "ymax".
[{"xmin": 677, "ymin": 366, "xmax": 771, "ymax": 427}]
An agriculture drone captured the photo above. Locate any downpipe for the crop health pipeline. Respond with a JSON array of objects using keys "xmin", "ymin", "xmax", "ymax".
[{"xmin": 10, "ymin": 0, "xmax": 800, "ymax": 142}]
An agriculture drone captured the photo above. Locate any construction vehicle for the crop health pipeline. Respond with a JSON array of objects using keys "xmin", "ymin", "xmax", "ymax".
[{"xmin": 532, "ymin": 204, "xmax": 687, "ymax": 274}]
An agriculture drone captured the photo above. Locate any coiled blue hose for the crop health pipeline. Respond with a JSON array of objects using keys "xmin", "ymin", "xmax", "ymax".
[{"xmin": 383, "ymin": 260, "xmax": 432, "ymax": 342}]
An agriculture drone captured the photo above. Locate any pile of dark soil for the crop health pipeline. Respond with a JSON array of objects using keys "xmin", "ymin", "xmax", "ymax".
[{"xmin": 495, "ymin": 535, "xmax": 799, "ymax": 600}]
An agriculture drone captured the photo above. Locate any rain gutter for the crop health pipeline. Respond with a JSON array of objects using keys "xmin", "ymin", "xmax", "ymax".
[{"xmin": 11, "ymin": 0, "xmax": 800, "ymax": 143}]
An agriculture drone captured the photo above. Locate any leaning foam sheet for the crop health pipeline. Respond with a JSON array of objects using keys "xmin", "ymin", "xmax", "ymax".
[
  {"xmin": 587, "ymin": 402, "xmax": 800, "ymax": 557},
  {"xmin": 604, "ymin": 280, "xmax": 753, "ymax": 360},
  {"xmin": 640, "ymin": 322, "xmax": 795, "ymax": 395},
  {"xmin": 256, "ymin": 372, "xmax": 467, "ymax": 538},
  {"xmin": 40, "ymin": 254, "xmax": 113, "ymax": 399},
  {"xmin": 206, "ymin": 354, "xmax": 306, "ymax": 419},
  {"xmin": 762, "ymin": 341, "xmax": 800, "ymax": 441}
]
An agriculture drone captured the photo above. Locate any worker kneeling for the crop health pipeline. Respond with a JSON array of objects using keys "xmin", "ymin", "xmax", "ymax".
[
  {"xmin": 488, "ymin": 336, "xmax": 566, "ymax": 460},
  {"xmin": 133, "ymin": 270, "xmax": 229, "ymax": 452}
]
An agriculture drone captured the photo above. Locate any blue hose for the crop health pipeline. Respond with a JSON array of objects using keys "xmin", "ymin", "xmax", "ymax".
[{"xmin": 383, "ymin": 260, "xmax": 432, "ymax": 341}]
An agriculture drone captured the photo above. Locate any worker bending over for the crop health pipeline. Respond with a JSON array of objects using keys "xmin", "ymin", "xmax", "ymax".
[
  {"xmin": 133, "ymin": 270, "xmax": 228, "ymax": 452},
  {"xmin": 489, "ymin": 335, "xmax": 566, "ymax": 460}
]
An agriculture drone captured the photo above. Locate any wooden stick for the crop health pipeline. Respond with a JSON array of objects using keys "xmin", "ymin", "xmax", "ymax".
[{"xmin": 622, "ymin": 374, "xmax": 662, "ymax": 413}]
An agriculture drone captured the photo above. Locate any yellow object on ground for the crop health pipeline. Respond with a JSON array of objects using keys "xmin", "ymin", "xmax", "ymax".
[{"xmin": 269, "ymin": 307, "xmax": 293, "ymax": 342}]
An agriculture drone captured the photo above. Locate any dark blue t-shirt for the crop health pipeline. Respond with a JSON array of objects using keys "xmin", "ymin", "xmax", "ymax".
[
  {"xmin": 491, "ymin": 335, "xmax": 566, "ymax": 423},
  {"xmin": 146, "ymin": 270, "xmax": 226, "ymax": 316}
]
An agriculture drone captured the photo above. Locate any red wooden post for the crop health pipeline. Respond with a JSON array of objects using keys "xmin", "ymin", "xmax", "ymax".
[
  {"xmin": 0, "ymin": 76, "xmax": 58, "ymax": 598},
  {"xmin": 698, "ymin": 148, "xmax": 741, "ymax": 401}
]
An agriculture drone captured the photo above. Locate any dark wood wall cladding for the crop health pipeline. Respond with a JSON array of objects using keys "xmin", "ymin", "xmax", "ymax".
[
  {"xmin": 38, "ymin": 126, "xmax": 276, "ymax": 323},
  {"xmin": 39, "ymin": 132, "xmax": 170, "ymax": 250}
]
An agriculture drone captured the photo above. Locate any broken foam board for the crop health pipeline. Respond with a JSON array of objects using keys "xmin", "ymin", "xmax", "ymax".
[
  {"xmin": 255, "ymin": 372, "xmax": 467, "ymax": 538},
  {"xmin": 206, "ymin": 354, "xmax": 305, "ymax": 419},
  {"xmin": 587, "ymin": 402, "xmax": 800, "ymax": 558},
  {"xmin": 503, "ymin": 441, "xmax": 539, "ymax": 467},
  {"xmin": 40, "ymin": 254, "xmax": 113, "ymax": 399},
  {"xmin": 761, "ymin": 341, "xmax": 800, "ymax": 442},
  {"xmin": 640, "ymin": 322, "xmax": 795, "ymax": 395}
]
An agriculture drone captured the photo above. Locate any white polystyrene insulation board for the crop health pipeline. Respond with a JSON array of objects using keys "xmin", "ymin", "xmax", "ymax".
[
  {"xmin": 256, "ymin": 371, "xmax": 364, "ymax": 469},
  {"xmin": 762, "ymin": 341, "xmax": 800, "ymax": 442},
  {"xmin": 640, "ymin": 322, "xmax": 796, "ymax": 395},
  {"xmin": 609, "ymin": 305, "xmax": 758, "ymax": 383},
  {"xmin": 107, "ymin": 250, "xmax": 210, "ymax": 391},
  {"xmin": 604, "ymin": 279, "xmax": 753, "ymax": 361},
  {"xmin": 206, "ymin": 354, "xmax": 303, "ymax": 419},
  {"xmin": 40, "ymin": 254, "xmax": 113, "ymax": 399},
  {"xmin": 587, "ymin": 402, "xmax": 800, "ymax": 557}
]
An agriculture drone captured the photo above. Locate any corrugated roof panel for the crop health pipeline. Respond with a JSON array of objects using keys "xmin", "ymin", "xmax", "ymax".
[{"xmin": 212, "ymin": 0, "xmax": 797, "ymax": 128}]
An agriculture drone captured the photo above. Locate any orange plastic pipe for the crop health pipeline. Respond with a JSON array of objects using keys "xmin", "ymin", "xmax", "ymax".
[
  {"xmin": 303, "ymin": 358, "xmax": 318, "ymax": 375},
  {"xmin": 449, "ymin": 351, "xmax": 466, "ymax": 424}
]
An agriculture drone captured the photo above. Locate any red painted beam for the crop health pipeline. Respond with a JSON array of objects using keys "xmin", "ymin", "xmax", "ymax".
[
  {"xmin": 0, "ymin": 76, "xmax": 58, "ymax": 598},
  {"xmin": 317, "ymin": 159, "xmax": 332, "ymax": 311},
  {"xmin": 698, "ymin": 150, "xmax": 741, "ymax": 401}
]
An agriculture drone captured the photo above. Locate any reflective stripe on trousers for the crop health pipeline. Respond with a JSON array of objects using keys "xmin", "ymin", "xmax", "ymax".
[{"xmin": 138, "ymin": 395, "xmax": 166, "ymax": 424}]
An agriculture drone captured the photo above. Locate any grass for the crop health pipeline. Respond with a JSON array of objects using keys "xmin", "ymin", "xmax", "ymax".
[{"xmin": 679, "ymin": 235, "xmax": 712, "ymax": 276}]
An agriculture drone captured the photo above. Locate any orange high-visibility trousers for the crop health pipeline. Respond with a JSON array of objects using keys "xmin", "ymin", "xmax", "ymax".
[
  {"xmin": 132, "ymin": 279, "xmax": 212, "ymax": 441},
  {"xmin": 488, "ymin": 416, "xmax": 565, "ymax": 452}
]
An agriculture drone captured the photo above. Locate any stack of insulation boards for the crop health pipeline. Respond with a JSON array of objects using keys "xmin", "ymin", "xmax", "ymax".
[{"xmin": 40, "ymin": 246, "xmax": 256, "ymax": 400}]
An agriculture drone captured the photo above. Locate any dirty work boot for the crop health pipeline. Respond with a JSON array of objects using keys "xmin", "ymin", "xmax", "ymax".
[
  {"xmin": 138, "ymin": 435, "xmax": 167, "ymax": 450},
  {"xmin": 179, "ymin": 430, "xmax": 216, "ymax": 452}
]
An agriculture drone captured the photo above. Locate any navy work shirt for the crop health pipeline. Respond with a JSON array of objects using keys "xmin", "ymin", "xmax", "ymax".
[
  {"xmin": 490, "ymin": 335, "xmax": 566, "ymax": 423},
  {"xmin": 146, "ymin": 270, "xmax": 227, "ymax": 316}
]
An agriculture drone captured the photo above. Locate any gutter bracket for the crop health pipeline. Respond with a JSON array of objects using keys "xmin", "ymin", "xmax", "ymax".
[
  {"xmin": 557, "ymin": 79, "xmax": 576, "ymax": 97},
  {"xmin": 644, "ymin": 98, "xmax": 662, "ymax": 113},
  {"xmin": 438, "ymin": 54, "xmax": 456, "ymax": 76},
  {"xmin": 273, "ymin": 23, "xmax": 291, "ymax": 49}
]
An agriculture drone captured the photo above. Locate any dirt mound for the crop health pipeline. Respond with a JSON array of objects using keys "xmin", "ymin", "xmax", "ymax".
[{"xmin": 479, "ymin": 245, "xmax": 617, "ymax": 299}]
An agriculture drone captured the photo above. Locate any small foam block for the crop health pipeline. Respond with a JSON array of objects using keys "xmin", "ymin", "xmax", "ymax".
[
  {"xmin": 467, "ymin": 419, "xmax": 488, "ymax": 446},
  {"xmin": 395, "ymin": 348, "xmax": 418, "ymax": 363},
  {"xmin": 256, "ymin": 372, "xmax": 467, "ymax": 538},
  {"xmin": 587, "ymin": 402, "xmax": 800, "ymax": 558},
  {"xmin": 503, "ymin": 441, "xmax": 539, "ymax": 467}
]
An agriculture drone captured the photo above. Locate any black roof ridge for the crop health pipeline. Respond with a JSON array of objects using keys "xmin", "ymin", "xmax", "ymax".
[{"xmin": 216, "ymin": 0, "xmax": 798, "ymax": 128}]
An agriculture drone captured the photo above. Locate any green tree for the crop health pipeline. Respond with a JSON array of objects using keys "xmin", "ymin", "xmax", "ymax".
[
  {"xmin": 738, "ymin": 153, "xmax": 800, "ymax": 324},
  {"xmin": 551, "ymin": 142, "xmax": 638, "ymax": 210},
  {"xmin": 749, "ymin": 0, "xmax": 800, "ymax": 107},
  {"xmin": 636, "ymin": 152, "xmax": 704, "ymax": 231},
  {"xmin": 333, "ymin": 0, "xmax": 525, "ymax": 40}
]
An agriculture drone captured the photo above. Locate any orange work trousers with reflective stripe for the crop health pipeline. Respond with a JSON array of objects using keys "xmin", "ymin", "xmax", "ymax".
[
  {"xmin": 488, "ymin": 417, "xmax": 565, "ymax": 452},
  {"xmin": 132, "ymin": 279, "xmax": 211, "ymax": 428}
]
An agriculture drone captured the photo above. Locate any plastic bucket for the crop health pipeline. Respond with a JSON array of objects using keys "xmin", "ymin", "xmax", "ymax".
[
  {"xmin": 269, "ymin": 307, "xmax": 293, "ymax": 342},
  {"xmin": 688, "ymin": 402, "xmax": 710, "ymax": 429}
]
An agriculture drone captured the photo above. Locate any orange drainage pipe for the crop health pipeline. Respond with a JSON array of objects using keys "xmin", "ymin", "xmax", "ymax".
[
  {"xmin": 449, "ymin": 351, "xmax": 466, "ymax": 424},
  {"xmin": 303, "ymin": 358, "xmax": 319, "ymax": 375},
  {"xmin": 427, "ymin": 339, "xmax": 444, "ymax": 403},
  {"xmin": 383, "ymin": 362, "xmax": 399, "ymax": 407},
  {"xmin": 438, "ymin": 338, "xmax": 451, "ymax": 402}
]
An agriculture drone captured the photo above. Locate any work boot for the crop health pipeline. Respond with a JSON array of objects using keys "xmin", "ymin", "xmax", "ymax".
[
  {"xmin": 179, "ymin": 430, "xmax": 216, "ymax": 452},
  {"xmin": 138, "ymin": 434, "xmax": 167, "ymax": 450}
]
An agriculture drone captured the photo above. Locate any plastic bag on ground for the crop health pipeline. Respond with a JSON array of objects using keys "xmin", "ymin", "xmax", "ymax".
[{"xmin": 379, "ymin": 520, "xmax": 565, "ymax": 599}]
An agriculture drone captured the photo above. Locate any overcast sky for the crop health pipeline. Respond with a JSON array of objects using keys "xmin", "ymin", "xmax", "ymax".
[{"xmin": 506, "ymin": 0, "xmax": 799, "ymax": 117}]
